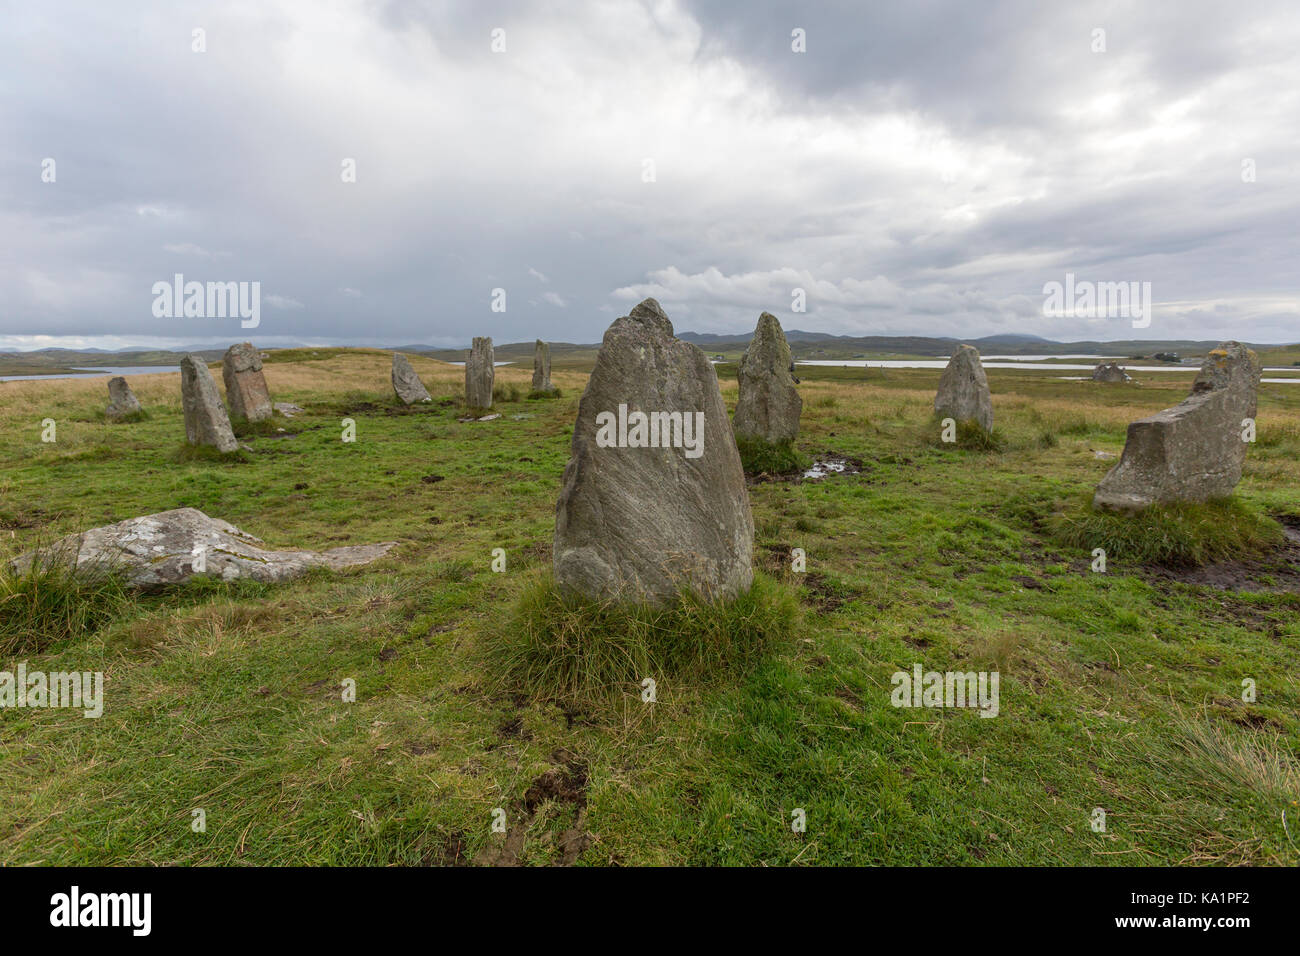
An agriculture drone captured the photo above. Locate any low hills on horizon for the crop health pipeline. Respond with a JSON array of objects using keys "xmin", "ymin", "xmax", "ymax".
[{"xmin": 5, "ymin": 331, "xmax": 1300, "ymax": 377}]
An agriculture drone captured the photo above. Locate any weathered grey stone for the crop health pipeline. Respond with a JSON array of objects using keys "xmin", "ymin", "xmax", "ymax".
[
  {"xmin": 553, "ymin": 298, "xmax": 754, "ymax": 603},
  {"xmin": 273, "ymin": 402, "xmax": 304, "ymax": 418},
  {"xmin": 105, "ymin": 376, "xmax": 142, "ymax": 421},
  {"xmin": 466, "ymin": 337, "xmax": 494, "ymax": 409},
  {"xmin": 179, "ymin": 354, "xmax": 239, "ymax": 452},
  {"xmin": 532, "ymin": 339, "xmax": 553, "ymax": 392},
  {"xmin": 222, "ymin": 342, "xmax": 274, "ymax": 422},
  {"xmin": 9, "ymin": 508, "xmax": 396, "ymax": 588},
  {"xmin": 934, "ymin": 344, "xmax": 993, "ymax": 432},
  {"xmin": 391, "ymin": 353, "xmax": 431, "ymax": 404},
  {"xmin": 1093, "ymin": 342, "xmax": 1261, "ymax": 511},
  {"xmin": 734, "ymin": 311, "xmax": 801, "ymax": 444},
  {"xmin": 1092, "ymin": 362, "xmax": 1132, "ymax": 383}
]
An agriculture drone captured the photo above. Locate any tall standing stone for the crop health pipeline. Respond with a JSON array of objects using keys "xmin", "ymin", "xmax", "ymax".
[
  {"xmin": 466, "ymin": 337, "xmax": 494, "ymax": 409},
  {"xmin": 532, "ymin": 340, "xmax": 553, "ymax": 392},
  {"xmin": 222, "ymin": 342, "xmax": 273, "ymax": 422},
  {"xmin": 105, "ymin": 376, "xmax": 143, "ymax": 421},
  {"xmin": 733, "ymin": 311, "xmax": 801, "ymax": 444},
  {"xmin": 1093, "ymin": 342, "xmax": 1261, "ymax": 511},
  {"xmin": 391, "ymin": 353, "xmax": 431, "ymax": 404},
  {"xmin": 179, "ymin": 354, "xmax": 239, "ymax": 453},
  {"xmin": 553, "ymin": 298, "xmax": 754, "ymax": 603},
  {"xmin": 934, "ymin": 344, "xmax": 993, "ymax": 432}
]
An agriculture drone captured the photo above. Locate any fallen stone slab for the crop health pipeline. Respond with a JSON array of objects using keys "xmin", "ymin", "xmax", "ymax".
[
  {"xmin": 273, "ymin": 402, "xmax": 304, "ymax": 418},
  {"xmin": 105, "ymin": 376, "xmax": 143, "ymax": 421},
  {"xmin": 934, "ymin": 344, "xmax": 993, "ymax": 432},
  {"xmin": 1093, "ymin": 341, "xmax": 1261, "ymax": 511},
  {"xmin": 10, "ymin": 508, "xmax": 397, "ymax": 588}
]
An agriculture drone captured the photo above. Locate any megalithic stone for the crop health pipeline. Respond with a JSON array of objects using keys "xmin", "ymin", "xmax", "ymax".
[
  {"xmin": 553, "ymin": 298, "xmax": 754, "ymax": 604},
  {"xmin": 466, "ymin": 337, "xmax": 495, "ymax": 408},
  {"xmin": 105, "ymin": 376, "xmax": 143, "ymax": 421},
  {"xmin": 222, "ymin": 342, "xmax": 273, "ymax": 422},
  {"xmin": 934, "ymin": 344, "xmax": 993, "ymax": 432},
  {"xmin": 1092, "ymin": 362, "xmax": 1132, "ymax": 383},
  {"xmin": 179, "ymin": 354, "xmax": 239, "ymax": 453},
  {"xmin": 391, "ymin": 353, "xmax": 432, "ymax": 404},
  {"xmin": 734, "ymin": 311, "xmax": 801, "ymax": 444},
  {"xmin": 1094, "ymin": 342, "xmax": 1261, "ymax": 511},
  {"xmin": 532, "ymin": 340, "xmax": 552, "ymax": 392}
]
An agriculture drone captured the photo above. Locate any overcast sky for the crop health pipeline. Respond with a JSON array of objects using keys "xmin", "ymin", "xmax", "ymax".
[{"xmin": 3, "ymin": 0, "xmax": 1298, "ymax": 350}]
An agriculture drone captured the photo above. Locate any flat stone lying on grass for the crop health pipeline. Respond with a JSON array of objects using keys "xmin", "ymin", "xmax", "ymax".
[
  {"xmin": 934, "ymin": 344, "xmax": 993, "ymax": 432},
  {"xmin": 466, "ymin": 337, "xmax": 495, "ymax": 409},
  {"xmin": 734, "ymin": 311, "xmax": 801, "ymax": 444},
  {"xmin": 105, "ymin": 376, "xmax": 142, "ymax": 421},
  {"xmin": 1092, "ymin": 362, "xmax": 1132, "ymax": 383},
  {"xmin": 9, "ymin": 508, "xmax": 397, "ymax": 588},
  {"xmin": 179, "ymin": 354, "xmax": 239, "ymax": 453},
  {"xmin": 222, "ymin": 342, "xmax": 274, "ymax": 421},
  {"xmin": 273, "ymin": 402, "xmax": 304, "ymax": 417},
  {"xmin": 553, "ymin": 297, "xmax": 753, "ymax": 604},
  {"xmin": 532, "ymin": 339, "xmax": 553, "ymax": 392},
  {"xmin": 1093, "ymin": 341, "xmax": 1262, "ymax": 511},
  {"xmin": 391, "ymin": 353, "xmax": 432, "ymax": 404}
]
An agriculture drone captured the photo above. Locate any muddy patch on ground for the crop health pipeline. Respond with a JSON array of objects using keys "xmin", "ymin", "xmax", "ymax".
[
  {"xmin": 747, "ymin": 452, "xmax": 866, "ymax": 485},
  {"xmin": 1145, "ymin": 517, "xmax": 1300, "ymax": 595},
  {"xmin": 475, "ymin": 748, "xmax": 591, "ymax": 867}
]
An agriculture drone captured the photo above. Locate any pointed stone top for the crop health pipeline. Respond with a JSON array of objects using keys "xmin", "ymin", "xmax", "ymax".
[
  {"xmin": 952, "ymin": 343, "xmax": 981, "ymax": 359},
  {"xmin": 1193, "ymin": 341, "xmax": 1260, "ymax": 393},
  {"xmin": 627, "ymin": 298, "xmax": 673, "ymax": 337}
]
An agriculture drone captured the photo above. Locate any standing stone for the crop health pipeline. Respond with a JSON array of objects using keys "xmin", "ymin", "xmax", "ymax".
[
  {"xmin": 179, "ymin": 354, "xmax": 239, "ymax": 453},
  {"xmin": 532, "ymin": 340, "xmax": 553, "ymax": 392},
  {"xmin": 466, "ymin": 337, "xmax": 494, "ymax": 409},
  {"xmin": 222, "ymin": 342, "xmax": 274, "ymax": 422},
  {"xmin": 105, "ymin": 376, "xmax": 143, "ymax": 421},
  {"xmin": 554, "ymin": 298, "xmax": 754, "ymax": 603},
  {"xmin": 1092, "ymin": 362, "xmax": 1131, "ymax": 383},
  {"xmin": 1093, "ymin": 342, "xmax": 1261, "ymax": 511},
  {"xmin": 934, "ymin": 344, "xmax": 993, "ymax": 432},
  {"xmin": 733, "ymin": 311, "xmax": 801, "ymax": 444},
  {"xmin": 391, "ymin": 353, "xmax": 431, "ymax": 404}
]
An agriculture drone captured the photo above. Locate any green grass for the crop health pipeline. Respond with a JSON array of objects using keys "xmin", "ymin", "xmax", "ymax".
[
  {"xmin": 2, "ymin": 356, "xmax": 1298, "ymax": 865},
  {"xmin": 485, "ymin": 572, "xmax": 801, "ymax": 703},
  {"xmin": 0, "ymin": 554, "xmax": 133, "ymax": 656},
  {"xmin": 735, "ymin": 435, "xmax": 810, "ymax": 475},
  {"xmin": 526, "ymin": 387, "xmax": 562, "ymax": 400},
  {"xmin": 1048, "ymin": 495, "xmax": 1284, "ymax": 567}
]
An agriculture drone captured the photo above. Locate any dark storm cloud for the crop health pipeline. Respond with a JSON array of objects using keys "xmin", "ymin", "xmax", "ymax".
[{"xmin": 1, "ymin": 0, "xmax": 1297, "ymax": 350}]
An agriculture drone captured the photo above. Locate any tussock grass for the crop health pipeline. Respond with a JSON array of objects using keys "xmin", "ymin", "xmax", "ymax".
[
  {"xmin": 230, "ymin": 413, "xmax": 291, "ymax": 438},
  {"xmin": 491, "ymin": 382, "xmax": 523, "ymax": 404},
  {"xmin": 735, "ymin": 435, "xmax": 809, "ymax": 475},
  {"xmin": 0, "ymin": 553, "xmax": 132, "ymax": 655},
  {"xmin": 926, "ymin": 416, "xmax": 1006, "ymax": 452},
  {"xmin": 526, "ymin": 387, "xmax": 562, "ymax": 400},
  {"xmin": 486, "ymin": 572, "xmax": 800, "ymax": 703},
  {"xmin": 105, "ymin": 409, "xmax": 150, "ymax": 424},
  {"xmin": 1048, "ymin": 494, "xmax": 1283, "ymax": 567}
]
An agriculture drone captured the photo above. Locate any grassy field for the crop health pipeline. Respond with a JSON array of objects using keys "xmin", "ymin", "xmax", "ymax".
[{"xmin": 2, "ymin": 351, "xmax": 1298, "ymax": 866}]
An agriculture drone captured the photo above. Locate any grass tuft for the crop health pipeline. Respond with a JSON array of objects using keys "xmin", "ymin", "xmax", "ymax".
[
  {"xmin": 1048, "ymin": 494, "xmax": 1284, "ymax": 567},
  {"xmin": 170, "ymin": 443, "xmax": 249, "ymax": 464},
  {"xmin": 485, "ymin": 571, "xmax": 800, "ymax": 703},
  {"xmin": 526, "ymin": 387, "xmax": 562, "ymax": 400},
  {"xmin": 0, "ymin": 552, "xmax": 133, "ymax": 655},
  {"xmin": 735, "ymin": 435, "xmax": 810, "ymax": 475}
]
